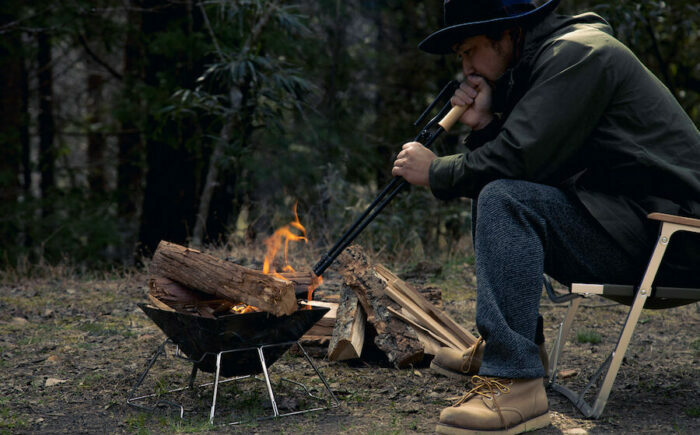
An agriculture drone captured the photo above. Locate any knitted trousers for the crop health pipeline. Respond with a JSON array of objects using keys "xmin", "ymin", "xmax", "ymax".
[{"xmin": 472, "ymin": 179, "xmax": 646, "ymax": 378}]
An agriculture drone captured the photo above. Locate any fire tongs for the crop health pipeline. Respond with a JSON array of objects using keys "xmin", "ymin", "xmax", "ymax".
[{"xmin": 313, "ymin": 81, "xmax": 467, "ymax": 277}]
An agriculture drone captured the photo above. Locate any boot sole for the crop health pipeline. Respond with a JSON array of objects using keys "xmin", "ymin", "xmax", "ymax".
[
  {"xmin": 429, "ymin": 361, "xmax": 471, "ymax": 381},
  {"xmin": 435, "ymin": 411, "xmax": 550, "ymax": 435}
]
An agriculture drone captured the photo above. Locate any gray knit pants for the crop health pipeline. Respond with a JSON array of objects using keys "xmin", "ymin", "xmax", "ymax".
[{"xmin": 472, "ymin": 180, "xmax": 646, "ymax": 379}]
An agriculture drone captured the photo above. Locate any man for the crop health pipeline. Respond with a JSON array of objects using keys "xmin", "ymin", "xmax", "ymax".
[{"xmin": 391, "ymin": 0, "xmax": 700, "ymax": 434}]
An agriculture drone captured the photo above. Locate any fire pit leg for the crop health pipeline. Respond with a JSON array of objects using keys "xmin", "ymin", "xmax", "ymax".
[
  {"xmin": 188, "ymin": 365, "xmax": 198, "ymax": 390},
  {"xmin": 209, "ymin": 352, "xmax": 223, "ymax": 424},
  {"xmin": 126, "ymin": 339, "xmax": 185, "ymax": 418},
  {"xmin": 296, "ymin": 341, "xmax": 340, "ymax": 408},
  {"xmin": 258, "ymin": 347, "xmax": 280, "ymax": 417},
  {"xmin": 128, "ymin": 339, "xmax": 169, "ymax": 401}
]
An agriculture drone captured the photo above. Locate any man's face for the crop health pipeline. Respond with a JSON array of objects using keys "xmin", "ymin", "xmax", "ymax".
[{"xmin": 454, "ymin": 32, "xmax": 514, "ymax": 82}]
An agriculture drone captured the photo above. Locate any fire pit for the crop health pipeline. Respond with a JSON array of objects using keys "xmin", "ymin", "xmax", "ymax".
[
  {"xmin": 128, "ymin": 302, "xmax": 338, "ymax": 424},
  {"xmin": 139, "ymin": 303, "xmax": 328, "ymax": 376}
]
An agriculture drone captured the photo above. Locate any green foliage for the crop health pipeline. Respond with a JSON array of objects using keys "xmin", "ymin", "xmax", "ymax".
[
  {"xmin": 0, "ymin": 191, "xmax": 122, "ymax": 269},
  {"xmin": 684, "ymin": 406, "xmax": 700, "ymax": 418},
  {"xmin": 577, "ymin": 329, "xmax": 603, "ymax": 344}
]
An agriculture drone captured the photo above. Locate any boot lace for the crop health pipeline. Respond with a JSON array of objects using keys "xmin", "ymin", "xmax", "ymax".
[
  {"xmin": 458, "ymin": 336, "xmax": 484, "ymax": 373},
  {"xmin": 453, "ymin": 375, "xmax": 512, "ymax": 427}
]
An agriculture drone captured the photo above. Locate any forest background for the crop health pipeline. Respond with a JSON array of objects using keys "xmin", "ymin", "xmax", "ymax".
[{"xmin": 1, "ymin": 0, "xmax": 698, "ymax": 272}]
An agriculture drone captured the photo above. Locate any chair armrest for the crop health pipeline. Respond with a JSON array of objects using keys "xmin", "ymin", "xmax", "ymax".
[{"xmin": 647, "ymin": 213, "xmax": 700, "ymax": 229}]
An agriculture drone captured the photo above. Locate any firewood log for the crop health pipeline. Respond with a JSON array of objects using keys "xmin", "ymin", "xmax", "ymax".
[
  {"xmin": 150, "ymin": 241, "xmax": 297, "ymax": 316},
  {"xmin": 336, "ymin": 245, "xmax": 424, "ymax": 368},
  {"xmin": 328, "ymin": 287, "xmax": 365, "ymax": 361}
]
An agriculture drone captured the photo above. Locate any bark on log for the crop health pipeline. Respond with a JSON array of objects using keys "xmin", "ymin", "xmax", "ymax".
[
  {"xmin": 328, "ymin": 287, "xmax": 365, "ymax": 361},
  {"xmin": 149, "ymin": 275, "xmax": 242, "ymax": 318},
  {"xmin": 279, "ymin": 271, "xmax": 315, "ymax": 298},
  {"xmin": 149, "ymin": 275, "xmax": 214, "ymax": 305},
  {"xmin": 336, "ymin": 245, "xmax": 424, "ymax": 368},
  {"xmin": 150, "ymin": 241, "xmax": 297, "ymax": 316}
]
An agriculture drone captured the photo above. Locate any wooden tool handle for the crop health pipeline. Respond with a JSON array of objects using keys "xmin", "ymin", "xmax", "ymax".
[{"xmin": 437, "ymin": 105, "xmax": 467, "ymax": 132}]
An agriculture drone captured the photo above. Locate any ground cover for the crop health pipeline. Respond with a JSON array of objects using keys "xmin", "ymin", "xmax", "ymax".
[{"xmin": 0, "ymin": 254, "xmax": 698, "ymax": 434}]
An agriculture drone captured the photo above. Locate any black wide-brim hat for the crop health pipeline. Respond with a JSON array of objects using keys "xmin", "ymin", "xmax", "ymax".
[{"xmin": 419, "ymin": 0, "xmax": 561, "ymax": 54}]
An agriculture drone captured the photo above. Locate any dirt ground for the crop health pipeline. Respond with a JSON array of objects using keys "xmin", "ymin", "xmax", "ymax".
[{"xmin": 1, "ymin": 256, "xmax": 698, "ymax": 434}]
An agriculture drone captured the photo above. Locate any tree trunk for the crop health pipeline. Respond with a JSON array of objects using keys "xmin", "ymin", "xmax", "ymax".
[
  {"xmin": 20, "ymin": 51, "xmax": 30, "ymax": 197},
  {"xmin": 191, "ymin": 3, "xmax": 278, "ymax": 247},
  {"xmin": 87, "ymin": 73, "xmax": 106, "ymax": 194},
  {"xmin": 37, "ymin": 30, "xmax": 55, "ymax": 203},
  {"xmin": 150, "ymin": 241, "xmax": 297, "ymax": 316},
  {"xmin": 117, "ymin": 0, "xmax": 143, "ymax": 220},
  {"xmin": 137, "ymin": 0, "xmax": 199, "ymax": 254},
  {"xmin": 0, "ymin": 12, "xmax": 23, "ymax": 252},
  {"xmin": 191, "ymin": 120, "xmax": 231, "ymax": 247}
]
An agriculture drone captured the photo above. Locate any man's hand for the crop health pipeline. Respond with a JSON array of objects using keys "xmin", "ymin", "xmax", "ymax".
[
  {"xmin": 451, "ymin": 75, "xmax": 494, "ymax": 130},
  {"xmin": 392, "ymin": 141, "xmax": 437, "ymax": 187}
]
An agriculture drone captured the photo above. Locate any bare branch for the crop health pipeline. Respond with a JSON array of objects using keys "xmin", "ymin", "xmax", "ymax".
[{"xmin": 77, "ymin": 33, "xmax": 123, "ymax": 81}]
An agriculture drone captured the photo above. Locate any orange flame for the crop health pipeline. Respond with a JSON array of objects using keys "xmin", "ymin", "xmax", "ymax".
[
  {"xmin": 231, "ymin": 303, "xmax": 260, "ymax": 314},
  {"xmin": 262, "ymin": 202, "xmax": 307, "ymax": 275},
  {"xmin": 307, "ymin": 274, "xmax": 323, "ymax": 302},
  {"xmin": 260, "ymin": 202, "xmax": 323, "ymax": 306}
]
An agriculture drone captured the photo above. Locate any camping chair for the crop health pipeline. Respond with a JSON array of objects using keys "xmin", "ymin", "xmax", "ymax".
[{"xmin": 545, "ymin": 212, "xmax": 700, "ymax": 418}]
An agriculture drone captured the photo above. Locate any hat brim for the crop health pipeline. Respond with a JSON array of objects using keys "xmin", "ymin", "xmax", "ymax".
[{"xmin": 419, "ymin": 0, "xmax": 561, "ymax": 54}]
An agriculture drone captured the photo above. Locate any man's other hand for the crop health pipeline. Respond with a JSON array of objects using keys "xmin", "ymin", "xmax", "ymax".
[
  {"xmin": 451, "ymin": 75, "xmax": 494, "ymax": 130},
  {"xmin": 392, "ymin": 141, "xmax": 437, "ymax": 187}
]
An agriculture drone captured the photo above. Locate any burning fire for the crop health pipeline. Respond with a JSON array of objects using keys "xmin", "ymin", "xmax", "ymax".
[
  {"xmin": 263, "ymin": 202, "xmax": 307, "ymax": 276},
  {"xmin": 225, "ymin": 203, "xmax": 323, "ymax": 315},
  {"xmin": 262, "ymin": 202, "xmax": 323, "ymax": 304}
]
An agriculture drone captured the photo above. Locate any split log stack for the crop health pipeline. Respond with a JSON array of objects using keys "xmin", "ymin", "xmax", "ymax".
[{"xmin": 328, "ymin": 245, "xmax": 477, "ymax": 368}]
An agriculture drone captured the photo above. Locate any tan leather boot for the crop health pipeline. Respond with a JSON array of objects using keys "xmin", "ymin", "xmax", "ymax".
[
  {"xmin": 436, "ymin": 376, "xmax": 550, "ymax": 434},
  {"xmin": 430, "ymin": 338, "xmax": 549, "ymax": 380},
  {"xmin": 430, "ymin": 338, "xmax": 485, "ymax": 380}
]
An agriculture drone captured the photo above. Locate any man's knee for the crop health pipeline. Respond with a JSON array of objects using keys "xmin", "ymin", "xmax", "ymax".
[
  {"xmin": 477, "ymin": 179, "xmax": 563, "ymax": 213},
  {"xmin": 477, "ymin": 179, "xmax": 530, "ymax": 212}
]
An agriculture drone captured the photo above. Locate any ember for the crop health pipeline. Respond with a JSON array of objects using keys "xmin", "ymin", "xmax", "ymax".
[{"xmin": 231, "ymin": 303, "xmax": 261, "ymax": 314}]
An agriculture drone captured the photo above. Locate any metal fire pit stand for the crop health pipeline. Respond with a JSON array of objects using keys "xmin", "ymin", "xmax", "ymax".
[{"xmin": 127, "ymin": 338, "xmax": 339, "ymax": 425}]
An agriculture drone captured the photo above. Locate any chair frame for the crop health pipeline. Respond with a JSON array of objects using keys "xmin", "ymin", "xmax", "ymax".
[{"xmin": 546, "ymin": 213, "xmax": 700, "ymax": 418}]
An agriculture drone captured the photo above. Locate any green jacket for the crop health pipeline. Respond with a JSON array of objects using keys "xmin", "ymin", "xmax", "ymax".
[{"xmin": 429, "ymin": 13, "xmax": 700, "ymax": 280}]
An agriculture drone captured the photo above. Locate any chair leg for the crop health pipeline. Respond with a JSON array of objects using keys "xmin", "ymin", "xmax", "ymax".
[
  {"xmin": 549, "ymin": 221, "xmax": 679, "ymax": 418},
  {"xmin": 587, "ymin": 222, "xmax": 677, "ymax": 417},
  {"xmin": 548, "ymin": 297, "xmax": 582, "ymax": 386}
]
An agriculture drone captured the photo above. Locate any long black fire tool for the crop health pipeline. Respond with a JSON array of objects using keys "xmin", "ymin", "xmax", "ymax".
[{"xmin": 312, "ymin": 80, "xmax": 467, "ymax": 277}]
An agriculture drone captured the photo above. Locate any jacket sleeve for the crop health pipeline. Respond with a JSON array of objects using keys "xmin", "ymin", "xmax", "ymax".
[
  {"xmin": 429, "ymin": 35, "xmax": 618, "ymax": 200},
  {"xmin": 463, "ymin": 116, "xmax": 503, "ymax": 151}
]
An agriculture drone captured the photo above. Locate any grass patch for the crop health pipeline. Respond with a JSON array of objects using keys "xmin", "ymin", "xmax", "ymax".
[
  {"xmin": 684, "ymin": 406, "xmax": 700, "ymax": 418},
  {"xmin": 163, "ymin": 416, "xmax": 212, "ymax": 433},
  {"xmin": 79, "ymin": 372, "xmax": 106, "ymax": 389},
  {"xmin": 0, "ymin": 398, "xmax": 29, "ymax": 432},
  {"xmin": 690, "ymin": 338, "xmax": 700, "ymax": 356},
  {"xmin": 125, "ymin": 412, "xmax": 151, "ymax": 434},
  {"xmin": 577, "ymin": 329, "xmax": 602, "ymax": 344},
  {"xmin": 78, "ymin": 321, "xmax": 135, "ymax": 338}
]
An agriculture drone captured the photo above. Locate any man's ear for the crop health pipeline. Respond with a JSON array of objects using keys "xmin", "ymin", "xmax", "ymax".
[
  {"xmin": 506, "ymin": 26, "xmax": 525, "ymax": 59},
  {"xmin": 505, "ymin": 26, "xmax": 522, "ymax": 43}
]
